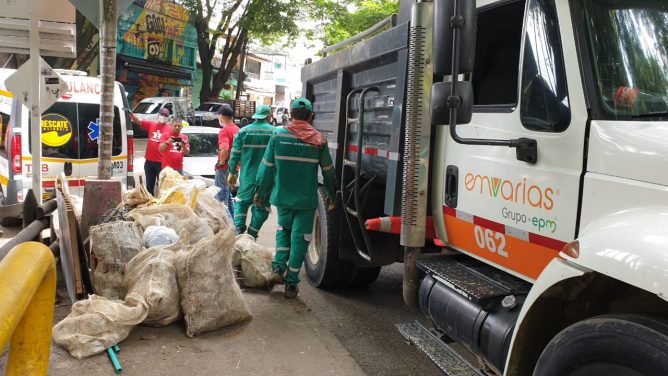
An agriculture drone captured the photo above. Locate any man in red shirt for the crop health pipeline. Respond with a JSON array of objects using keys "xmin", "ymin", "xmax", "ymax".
[
  {"xmin": 129, "ymin": 107, "xmax": 171, "ymax": 195},
  {"xmin": 215, "ymin": 104, "xmax": 239, "ymax": 218},
  {"xmin": 158, "ymin": 117, "xmax": 190, "ymax": 173}
]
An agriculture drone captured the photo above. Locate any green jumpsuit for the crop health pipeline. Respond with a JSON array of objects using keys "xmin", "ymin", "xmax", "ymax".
[
  {"xmin": 228, "ymin": 119, "xmax": 274, "ymax": 238},
  {"xmin": 255, "ymin": 127, "xmax": 336, "ymax": 286}
]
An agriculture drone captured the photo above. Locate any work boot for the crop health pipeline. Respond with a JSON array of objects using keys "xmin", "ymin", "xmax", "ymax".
[
  {"xmin": 284, "ymin": 284, "xmax": 298, "ymax": 299},
  {"xmin": 271, "ymin": 268, "xmax": 284, "ymax": 285}
]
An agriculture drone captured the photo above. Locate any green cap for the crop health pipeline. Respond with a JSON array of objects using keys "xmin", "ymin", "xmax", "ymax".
[
  {"xmin": 291, "ymin": 97, "xmax": 313, "ymax": 112},
  {"xmin": 252, "ymin": 105, "xmax": 272, "ymax": 119}
]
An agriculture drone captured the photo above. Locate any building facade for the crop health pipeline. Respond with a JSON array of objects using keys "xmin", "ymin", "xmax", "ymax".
[{"xmin": 116, "ymin": 0, "xmax": 197, "ymax": 106}]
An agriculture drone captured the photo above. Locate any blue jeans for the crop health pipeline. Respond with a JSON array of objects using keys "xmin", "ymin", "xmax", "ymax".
[{"xmin": 215, "ymin": 168, "xmax": 234, "ymax": 218}]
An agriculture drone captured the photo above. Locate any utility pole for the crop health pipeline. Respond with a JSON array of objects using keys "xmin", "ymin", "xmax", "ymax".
[
  {"xmin": 29, "ymin": 0, "xmax": 42, "ymax": 201},
  {"xmin": 235, "ymin": 37, "xmax": 248, "ymax": 100},
  {"xmin": 98, "ymin": 0, "xmax": 117, "ymax": 179}
]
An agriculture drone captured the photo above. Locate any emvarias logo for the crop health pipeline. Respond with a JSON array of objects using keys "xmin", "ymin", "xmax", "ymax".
[{"xmin": 464, "ymin": 173, "xmax": 555, "ymax": 211}]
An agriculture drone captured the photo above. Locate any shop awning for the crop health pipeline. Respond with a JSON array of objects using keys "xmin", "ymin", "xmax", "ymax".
[{"xmin": 118, "ymin": 55, "xmax": 193, "ymax": 81}]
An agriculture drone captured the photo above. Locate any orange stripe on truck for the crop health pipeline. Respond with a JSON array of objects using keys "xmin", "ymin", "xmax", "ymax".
[{"xmin": 443, "ymin": 207, "xmax": 563, "ymax": 280}]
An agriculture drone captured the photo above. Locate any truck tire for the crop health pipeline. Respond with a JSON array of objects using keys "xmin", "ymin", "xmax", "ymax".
[
  {"xmin": 304, "ymin": 187, "xmax": 352, "ymax": 287},
  {"xmin": 533, "ymin": 314, "xmax": 668, "ymax": 376},
  {"xmin": 241, "ymin": 118, "xmax": 249, "ymax": 126},
  {"xmin": 348, "ymin": 266, "xmax": 381, "ymax": 286}
]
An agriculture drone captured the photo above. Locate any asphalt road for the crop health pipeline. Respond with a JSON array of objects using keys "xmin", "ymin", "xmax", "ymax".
[{"xmin": 135, "ymin": 137, "xmax": 441, "ymax": 375}]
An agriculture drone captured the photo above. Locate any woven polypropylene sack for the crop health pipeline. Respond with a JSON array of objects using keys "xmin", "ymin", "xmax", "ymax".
[
  {"xmin": 124, "ymin": 244, "xmax": 181, "ymax": 327},
  {"xmin": 128, "ymin": 204, "xmax": 196, "ymax": 231},
  {"xmin": 175, "ymin": 217, "xmax": 214, "ymax": 245},
  {"xmin": 234, "ymin": 234, "xmax": 274, "ymax": 288},
  {"xmin": 124, "ymin": 184, "xmax": 157, "ymax": 208},
  {"xmin": 157, "ymin": 167, "xmax": 206, "ymax": 208},
  {"xmin": 52, "ymin": 293, "xmax": 148, "ymax": 359},
  {"xmin": 175, "ymin": 229, "xmax": 251, "ymax": 337},
  {"xmin": 90, "ymin": 221, "xmax": 144, "ymax": 300},
  {"xmin": 194, "ymin": 186, "xmax": 234, "ymax": 234}
]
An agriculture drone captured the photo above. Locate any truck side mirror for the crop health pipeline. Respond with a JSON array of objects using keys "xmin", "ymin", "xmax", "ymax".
[
  {"xmin": 433, "ymin": 0, "xmax": 477, "ymax": 75},
  {"xmin": 431, "ymin": 81, "xmax": 473, "ymax": 125}
]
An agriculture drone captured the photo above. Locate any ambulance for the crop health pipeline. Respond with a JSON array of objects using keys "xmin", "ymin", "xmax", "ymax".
[{"xmin": 0, "ymin": 69, "xmax": 133, "ymax": 219}]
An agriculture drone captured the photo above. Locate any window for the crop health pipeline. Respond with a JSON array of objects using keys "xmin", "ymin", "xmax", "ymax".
[
  {"xmin": 186, "ymin": 133, "xmax": 218, "ymax": 157},
  {"xmin": 520, "ymin": 0, "xmax": 570, "ymax": 132},
  {"xmin": 30, "ymin": 103, "xmax": 123, "ymax": 159},
  {"xmin": 473, "ymin": 0, "xmax": 525, "ymax": 108},
  {"xmin": 0, "ymin": 111, "xmax": 9, "ymax": 157},
  {"xmin": 162, "ymin": 103, "xmax": 173, "ymax": 115},
  {"xmin": 581, "ymin": 0, "xmax": 668, "ymax": 120},
  {"xmin": 132, "ymin": 102, "xmax": 160, "ymax": 114}
]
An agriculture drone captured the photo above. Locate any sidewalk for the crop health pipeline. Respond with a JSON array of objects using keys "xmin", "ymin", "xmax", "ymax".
[{"xmin": 44, "ymin": 211, "xmax": 365, "ymax": 375}]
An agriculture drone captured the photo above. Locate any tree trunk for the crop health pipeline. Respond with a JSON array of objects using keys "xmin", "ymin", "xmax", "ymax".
[
  {"xmin": 211, "ymin": 31, "xmax": 248, "ymax": 100},
  {"xmin": 200, "ymin": 63, "xmax": 213, "ymax": 102},
  {"xmin": 98, "ymin": 0, "xmax": 118, "ymax": 179}
]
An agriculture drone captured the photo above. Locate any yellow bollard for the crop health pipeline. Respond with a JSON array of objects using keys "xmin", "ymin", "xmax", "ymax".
[{"xmin": 0, "ymin": 242, "xmax": 56, "ymax": 376}]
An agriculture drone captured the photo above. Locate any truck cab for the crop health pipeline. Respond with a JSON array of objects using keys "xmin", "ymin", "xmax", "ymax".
[{"xmin": 302, "ymin": 0, "xmax": 668, "ymax": 374}]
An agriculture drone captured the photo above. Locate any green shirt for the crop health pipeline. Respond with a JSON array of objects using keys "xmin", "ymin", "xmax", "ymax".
[
  {"xmin": 228, "ymin": 120, "xmax": 275, "ymax": 201},
  {"xmin": 256, "ymin": 127, "xmax": 336, "ymax": 210}
]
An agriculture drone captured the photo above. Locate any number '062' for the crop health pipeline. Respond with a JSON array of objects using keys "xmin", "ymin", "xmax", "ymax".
[{"xmin": 473, "ymin": 225, "xmax": 508, "ymax": 258}]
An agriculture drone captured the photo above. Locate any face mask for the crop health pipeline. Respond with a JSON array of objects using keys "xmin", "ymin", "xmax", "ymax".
[{"xmin": 158, "ymin": 115, "xmax": 167, "ymax": 123}]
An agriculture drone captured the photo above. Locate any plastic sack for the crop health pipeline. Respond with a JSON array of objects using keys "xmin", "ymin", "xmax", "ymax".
[
  {"xmin": 90, "ymin": 221, "xmax": 144, "ymax": 300},
  {"xmin": 124, "ymin": 184, "xmax": 157, "ymax": 209},
  {"xmin": 175, "ymin": 229, "xmax": 252, "ymax": 337},
  {"xmin": 124, "ymin": 239, "xmax": 183, "ymax": 327},
  {"xmin": 127, "ymin": 204, "xmax": 196, "ymax": 231},
  {"xmin": 194, "ymin": 186, "xmax": 234, "ymax": 234},
  {"xmin": 234, "ymin": 234, "xmax": 274, "ymax": 288},
  {"xmin": 175, "ymin": 217, "xmax": 214, "ymax": 245},
  {"xmin": 52, "ymin": 293, "xmax": 148, "ymax": 359},
  {"xmin": 143, "ymin": 225, "xmax": 179, "ymax": 248},
  {"xmin": 157, "ymin": 167, "xmax": 206, "ymax": 208}
]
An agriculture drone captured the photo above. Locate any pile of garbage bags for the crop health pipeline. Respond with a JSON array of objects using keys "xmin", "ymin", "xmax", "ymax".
[{"xmin": 52, "ymin": 168, "xmax": 275, "ymax": 359}]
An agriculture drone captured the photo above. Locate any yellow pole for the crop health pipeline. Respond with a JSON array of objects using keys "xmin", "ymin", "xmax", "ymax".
[{"xmin": 0, "ymin": 242, "xmax": 56, "ymax": 376}]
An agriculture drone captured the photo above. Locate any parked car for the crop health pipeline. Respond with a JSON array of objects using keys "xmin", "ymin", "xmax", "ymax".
[
  {"xmin": 199, "ymin": 100, "xmax": 256, "ymax": 127},
  {"xmin": 272, "ymin": 106, "xmax": 290, "ymax": 126}
]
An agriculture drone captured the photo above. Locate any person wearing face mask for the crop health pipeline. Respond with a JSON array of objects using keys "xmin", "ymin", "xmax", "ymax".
[
  {"xmin": 158, "ymin": 116, "xmax": 190, "ymax": 173},
  {"xmin": 215, "ymin": 104, "xmax": 240, "ymax": 218},
  {"xmin": 129, "ymin": 107, "xmax": 171, "ymax": 195}
]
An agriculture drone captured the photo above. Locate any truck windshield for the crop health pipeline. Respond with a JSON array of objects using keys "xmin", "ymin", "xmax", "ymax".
[{"xmin": 582, "ymin": 0, "xmax": 668, "ymax": 120}]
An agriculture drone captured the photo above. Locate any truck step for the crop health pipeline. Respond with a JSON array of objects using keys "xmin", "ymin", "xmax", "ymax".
[
  {"xmin": 397, "ymin": 322, "xmax": 483, "ymax": 376},
  {"xmin": 417, "ymin": 255, "xmax": 531, "ymax": 302}
]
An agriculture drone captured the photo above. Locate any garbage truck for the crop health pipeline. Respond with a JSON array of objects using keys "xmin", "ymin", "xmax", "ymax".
[{"xmin": 301, "ymin": 0, "xmax": 668, "ymax": 374}]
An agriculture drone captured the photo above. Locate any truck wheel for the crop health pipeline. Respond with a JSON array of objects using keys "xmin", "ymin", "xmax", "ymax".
[
  {"xmin": 533, "ymin": 314, "xmax": 668, "ymax": 376},
  {"xmin": 347, "ymin": 266, "xmax": 381, "ymax": 286},
  {"xmin": 241, "ymin": 118, "xmax": 249, "ymax": 126},
  {"xmin": 304, "ymin": 187, "xmax": 352, "ymax": 287}
]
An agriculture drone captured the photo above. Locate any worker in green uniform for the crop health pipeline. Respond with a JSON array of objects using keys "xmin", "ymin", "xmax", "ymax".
[
  {"xmin": 255, "ymin": 98, "xmax": 337, "ymax": 298},
  {"xmin": 227, "ymin": 105, "xmax": 275, "ymax": 238}
]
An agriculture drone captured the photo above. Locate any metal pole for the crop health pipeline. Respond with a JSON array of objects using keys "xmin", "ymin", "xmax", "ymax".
[{"xmin": 29, "ymin": 0, "xmax": 42, "ymax": 203}]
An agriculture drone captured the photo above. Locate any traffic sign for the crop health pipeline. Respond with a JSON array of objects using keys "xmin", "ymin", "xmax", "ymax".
[
  {"xmin": 5, "ymin": 57, "xmax": 69, "ymax": 113},
  {"xmin": 67, "ymin": 0, "xmax": 134, "ymax": 29}
]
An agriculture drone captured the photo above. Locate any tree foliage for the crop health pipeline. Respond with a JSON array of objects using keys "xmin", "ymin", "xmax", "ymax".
[
  {"xmin": 322, "ymin": 0, "xmax": 399, "ymax": 47},
  {"xmin": 179, "ymin": 0, "xmax": 302, "ymax": 104}
]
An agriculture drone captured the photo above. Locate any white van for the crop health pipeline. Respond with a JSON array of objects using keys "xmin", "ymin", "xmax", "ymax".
[{"xmin": 0, "ymin": 69, "xmax": 133, "ymax": 214}]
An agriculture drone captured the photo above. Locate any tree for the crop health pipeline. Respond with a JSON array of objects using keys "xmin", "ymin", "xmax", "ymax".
[
  {"xmin": 98, "ymin": 0, "xmax": 118, "ymax": 179},
  {"xmin": 322, "ymin": 0, "xmax": 399, "ymax": 47},
  {"xmin": 180, "ymin": 0, "xmax": 302, "ymax": 104}
]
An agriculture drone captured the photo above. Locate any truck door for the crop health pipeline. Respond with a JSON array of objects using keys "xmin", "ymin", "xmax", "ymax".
[{"xmin": 437, "ymin": 0, "xmax": 588, "ymax": 281}]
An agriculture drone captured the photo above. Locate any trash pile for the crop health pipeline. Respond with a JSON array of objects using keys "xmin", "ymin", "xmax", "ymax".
[{"xmin": 52, "ymin": 168, "xmax": 272, "ymax": 359}]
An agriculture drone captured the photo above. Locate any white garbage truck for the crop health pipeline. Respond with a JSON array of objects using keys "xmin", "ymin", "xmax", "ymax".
[{"xmin": 301, "ymin": 0, "xmax": 668, "ymax": 374}]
